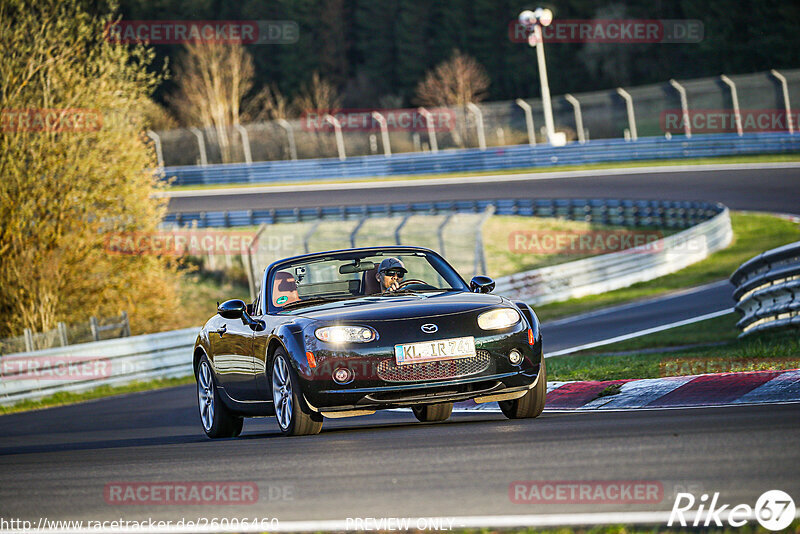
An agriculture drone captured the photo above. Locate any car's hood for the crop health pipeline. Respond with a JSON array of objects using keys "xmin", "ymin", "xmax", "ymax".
[{"xmin": 284, "ymin": 290, "xmax": 505, "ymax": 322}]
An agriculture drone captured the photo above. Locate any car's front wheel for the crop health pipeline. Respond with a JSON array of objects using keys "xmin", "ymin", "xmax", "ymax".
[
  {"xmin": 499, "ymin": 358, "xmax": 547, "ymax": 419},
  {"xmin": 412, "ymin": 402, "xmax": 453, "ymax": 422},
  {"xmin": 196, "ymin": 356, "xmax": 244, "ymax": 438},
  {"xmin": 271, "ymin": 349, "xmax": 323, "ymax": 436}
]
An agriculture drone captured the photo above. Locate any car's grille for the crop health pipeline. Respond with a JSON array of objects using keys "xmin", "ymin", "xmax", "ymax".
[{"xmin": 377, "ymin": 350, "xmax": 491, "ymax": 383}]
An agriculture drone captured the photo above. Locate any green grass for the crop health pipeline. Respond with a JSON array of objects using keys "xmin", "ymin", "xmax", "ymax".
[
  {"xmin": 165, "ymin": 152, "xmax": 800, "ymax": 191},
  {"xmin": 0, "ymin": 375, "xmax": 195, "ymax": 416},
  {"xmin": 547, "ymin": 314, "xmax": 800, "ymax": 382},
  {"xmin": 535, "ymin": 212, "xmax": 800, "ymax": 321}
]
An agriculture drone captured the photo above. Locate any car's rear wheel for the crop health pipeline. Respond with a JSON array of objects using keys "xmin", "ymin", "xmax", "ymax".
[
  {"xmin": 196, "ymin": 356, "xmax": 244, "ymax": 438},
  {"xmin": 412, "ymin": 402, "xmax": 453, "ymax": 422},
  {"xmin": 499, "ymin": 358, "xmax": 547, "ymax": 419},
  {"xmin": 271, "ymin": 349, "xmax": 323, "ymax": 436}
]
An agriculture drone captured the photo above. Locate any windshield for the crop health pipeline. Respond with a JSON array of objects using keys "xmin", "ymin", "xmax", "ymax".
[{"xmin": 267, "ymin": 251, "xmax": 467, "ymax": 311}]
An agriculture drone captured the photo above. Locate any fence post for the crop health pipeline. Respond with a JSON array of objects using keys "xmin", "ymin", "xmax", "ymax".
[
  {"xmin": 234, "ymin": 124, "xmax": 253, "ymax": 164},
  {"xmin": 323, "ymin": 114, "xmax": 346, "ymax": 160},
  {"xmin": 394, "ymin": 213, "xmax": 412, "ymax": 244},
  {"xmin": 303, "ymin": 220, "xmax": 322, "ymax": 253},
  {"xmin": 417, "ymin": 107, "xmax": 438, "ymax": 153},
  {"xmin": 276, "ymin": 119, "xmax": 298, "ymax": 160},
  {"xmin": 350, "ymin": 215, "xmax": 368, "ymax": 248},
  {"xmin": 121, "ymin": 311, "xmax": 131, "ymax": 337},
  {"xmin": 90, "ymin": 317, "xmax": 100, "ymax": 342},
  {"xmin": 371, "ymin": 111, "xmax": 392, "ymax": 156},
  {"xmin": 770, "ymin": 69, "xmax": 795, "ymax": 134},
  {"xmin": 147, "ymin": 130, "xmax": 165, "ymax": 168},
  {"xmin": 473, "ymin": 205, "xmax": 495, "ymax": 277},
  {"xmin": 188, "ymin": 127, "xmax": 208, "ymax": 165},
  {"xmin": 466, "ymin": 103, "xmax": 487, "ymax": 150},
  {"xmin": 669, "ymin": 79, "xmax": 692, "ymax": 138},
  {"xmin": 515, "ymin": 99, "xmax": 536, "ymax": 146},
  {"xmin": 437, "ymin": 212, "xmax": 454, "ymax": 256},
  {"xmin": 24, "ymin": 328, "xmax": 33, "ymax": 352},
  {"xmin": 564, "ymin": 94, "xmax": 585, "ymax": 144},
  {"xmin": 719, "ymin": 75, "xmax": 743, "ymax": 136},
  {"xmin": 616, "ymin": 88, "xmax": 638, "ymax": 141},
  {"xmin": 57, "ymin": 322, "xmax": 68, "ymax": 346}
]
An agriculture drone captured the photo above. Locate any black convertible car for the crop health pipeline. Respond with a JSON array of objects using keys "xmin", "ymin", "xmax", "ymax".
[{"xmin": 193, "ymin": 246, "xmax": 545, "ymax": 437}]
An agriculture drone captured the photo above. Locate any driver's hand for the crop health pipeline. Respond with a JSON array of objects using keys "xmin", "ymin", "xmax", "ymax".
[{"xmin": 388, "ymin": 280, "xmax": 400, "ymax": 292}]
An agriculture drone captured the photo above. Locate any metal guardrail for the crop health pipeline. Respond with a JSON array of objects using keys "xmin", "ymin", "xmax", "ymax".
[
  {"xmin": 494, "ymin": 206, "xmax": 733, "ymax": 305},
  {"xmin": 731, "ymin": 241, "xmax": 800, "ymax": 337},
  {"xmin": 0, "ymin": 328, "xmax": 197, "ymax": 406},
  {"xmin": 165, "ymin": 198, "xmax": 724, "ymax": 229},
  {"xmin": 161, "ymin": 132, "xmax": 800, "ymax": 186}
]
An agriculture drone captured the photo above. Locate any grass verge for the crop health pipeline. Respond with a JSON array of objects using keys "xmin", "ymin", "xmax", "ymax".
[
  {"xmin": 547, "ymin": 313, "xmax": 800, "ymax": 382},
  {"xmin": 0, "ymin": 375, "xmax": 194, "ymax": 416},
  {"xmin": 535, "ymin": 212, "xmax": 800, "ymax": 321},
  {"xmin": 166, "ymin": 152, "xmax": 800, "ymax": 191}
]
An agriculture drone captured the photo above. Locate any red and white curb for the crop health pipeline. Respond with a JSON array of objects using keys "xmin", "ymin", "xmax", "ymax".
[{"xmin": 454, "ymin": 369, "xmax": 800, "ymax": 412}]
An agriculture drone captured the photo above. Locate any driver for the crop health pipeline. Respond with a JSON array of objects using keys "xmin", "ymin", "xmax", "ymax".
[{"xmin": 375, "ymin": 257, "xmax": 407, "ymax": 293}]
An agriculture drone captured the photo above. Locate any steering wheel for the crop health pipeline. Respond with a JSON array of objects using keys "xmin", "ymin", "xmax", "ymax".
[{"xmin": 382, "ymin": 278, "xmax": 427, "ymax": 294}]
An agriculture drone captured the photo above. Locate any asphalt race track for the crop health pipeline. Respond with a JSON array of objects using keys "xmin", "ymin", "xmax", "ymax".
[
  {"xmin": 1, "ymin": 163, "xmax": 798, "ymax": 529},
  {"xmin": 166, "ymin": 165, "xmax": 800, "ymax": 215},
  {"xmin": 1, "ymin": 386, "xmax": 799, "ymax": 524}
]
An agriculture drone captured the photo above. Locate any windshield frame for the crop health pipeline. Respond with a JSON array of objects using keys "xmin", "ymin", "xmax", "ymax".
[{"xmin": 261, "ymin": 247, "xmax": 469, "ymax": 315}]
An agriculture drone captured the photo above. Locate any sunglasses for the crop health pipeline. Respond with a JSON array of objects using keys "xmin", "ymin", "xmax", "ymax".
[{"xmin": 382, "ymin": 270, "xmax": 405, "ymax": 278}]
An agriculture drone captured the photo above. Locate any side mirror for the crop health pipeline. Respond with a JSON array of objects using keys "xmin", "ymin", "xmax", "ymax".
[
  {"xmin": 470, "ymin": 276, "xmax": 495, "ymax": 293},
  {"xmin": 218, "ymin": 299, "xmax": 246, "ymax": 320}
]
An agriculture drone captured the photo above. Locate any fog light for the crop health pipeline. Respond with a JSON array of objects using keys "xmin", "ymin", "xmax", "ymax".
[
  {"xmin": 509, "ymin": 349, "xmax": 523, "ymax": 365},
  {"xmin": 333, "ymin": 367, "xmax": 353, "ymax": 384}
]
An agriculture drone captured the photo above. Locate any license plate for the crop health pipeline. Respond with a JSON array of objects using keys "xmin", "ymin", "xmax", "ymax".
[{"xmin": 394, "ymin": 336, "xmax": 476, "ymax": 365}]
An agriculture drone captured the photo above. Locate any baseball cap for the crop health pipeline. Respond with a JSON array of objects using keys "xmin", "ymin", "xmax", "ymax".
[{"xmin": 377, "ymin": 257, "xmax": 407, "ymax": 274}]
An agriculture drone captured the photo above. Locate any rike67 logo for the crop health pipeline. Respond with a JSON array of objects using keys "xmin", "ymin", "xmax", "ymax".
[{"xmin": 669, "ymin": 490, "xmax": 796, "ymax": 531}]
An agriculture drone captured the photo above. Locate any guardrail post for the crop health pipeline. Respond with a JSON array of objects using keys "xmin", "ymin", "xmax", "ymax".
[
  {"xmin": 90, "ymin": 317, "xmax": 100, "ymax": 342},
  {"xmin": 234, "ymin": 124, "xmax": 253, "ymax": 164},
  {"xmin": 615, "ymin": 88, "xmax": 637, "ymax": 141},
  {"xmin": 417, "ymin": 107, "xmax": 438, "ymax": 153},
  {"xmin": 188, "ymin": 127, "xmax": 208, "ymax": 165},
  {"xmin": 719, "ymin": 75, "xmax": 743, "ymax": 136},
  {"xmin": 323, "ymin": 114, "xmax": 346, "ymax": 160},
  {"xmin": 466, "ymin": 103, "xmax": 487, "ymax": 150},
  {"xmin": 146, "ymin": 130, "xmax": 165, "ymax": 168},
  {"xmin": 564, "ymin": 94, "xmax": 585, "ymax": 144},
  {"xmin": 371, "ymin": 111, "xmax": 392, "ymax": 156},
  {"xmin": 668, "ymin": 79, "xmax": 692, "ymax": 138},
  {"xmin": 276, "ymin": 119, "xmax": 298, "ymax": 160},
  {"xmin": 57, "ymin": 322, "xmax": 68, "ymax": 346},
  {"xmin": 770, "ymin": 69, "xmax": 795, "ymax": 134},
  {"xmin": 515, "ymin": 99, "xmax": 536, "ymax": 146}
]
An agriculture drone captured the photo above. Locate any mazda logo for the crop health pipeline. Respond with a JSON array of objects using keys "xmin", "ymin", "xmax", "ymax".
[{"xmin": 420, "ymin": 323, "xmax": 438, "ymax": 334}]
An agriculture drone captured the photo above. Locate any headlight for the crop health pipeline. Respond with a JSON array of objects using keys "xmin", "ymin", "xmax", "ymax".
[
  {"xmin": 315, "ymin": 326, "xmax": 376, "ymax": 343},
  {"xmin": 477, "ymin": 308, "xmax": 521, "ymax": 330}
]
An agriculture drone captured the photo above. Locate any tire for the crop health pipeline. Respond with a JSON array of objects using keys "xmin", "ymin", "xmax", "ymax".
[
  {"xmin": 412, "ymin": 402, "xmax": 453, "ymax": 423},
  {"xmin": 271, "ymin": 349, "xmax": 323, "ymax": 436},
  {"xmin": 499, "ymin": 358, "xmax": 547, "ymax": 419},
  {"xmin": 196, "ymin": 356, "xmax": 244, "ymax": 438}
]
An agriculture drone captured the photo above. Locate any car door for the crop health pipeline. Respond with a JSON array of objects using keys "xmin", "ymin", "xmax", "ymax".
[{"xmin": 207, "ymin": 315, "xmax": 260, "ymax": 402}]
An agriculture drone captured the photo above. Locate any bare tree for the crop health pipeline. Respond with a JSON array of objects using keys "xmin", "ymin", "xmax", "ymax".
[
  {"xmin": 415, "ymin": 50, "xmax": 490, "ymax": 107},
  {"xmin": 168, "ymin": 42, "xmax": 254, "ymax": 163},
  {"xmin": 242, "ymin": 83, "xmax": 290, "ymax": 122},
  {"xmin": 292, "ymin": 72, "xmax": 343, "ymax": 114}
]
